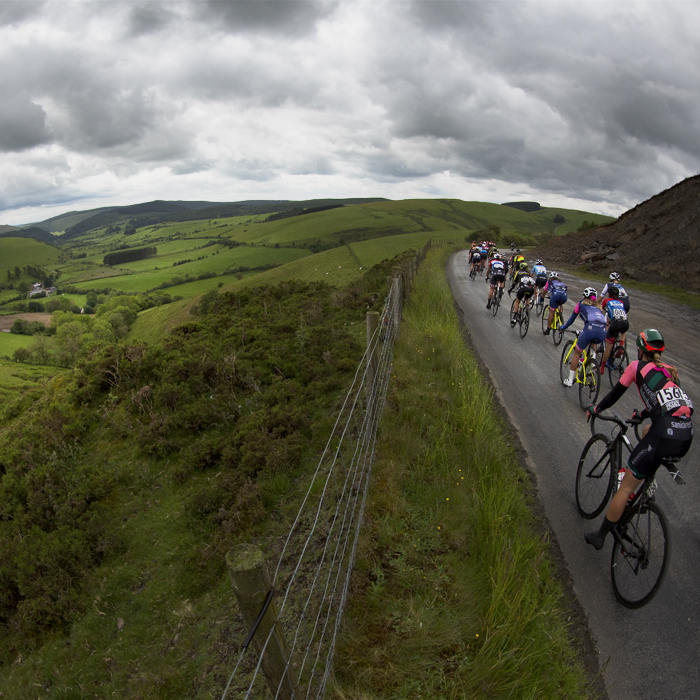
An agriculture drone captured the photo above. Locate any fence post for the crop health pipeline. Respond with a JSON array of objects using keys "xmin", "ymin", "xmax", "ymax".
[
  {"xmin": 391, "ymin": 267, "xmax": 402, "ymax": 326},
  {"xmin": 366, "ymin": 311, "xmax": 379, "ymax": 400},
  {"xmin": 226, "ymin": 544, "xmax": 300, "ymax": 700}
]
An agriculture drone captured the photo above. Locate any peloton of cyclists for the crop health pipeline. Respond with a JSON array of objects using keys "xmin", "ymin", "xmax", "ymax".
[
  {"xmin": 543, "ymin": 271, "xmax": 567, "ymax": 335},
  {"xmin": 507, "ymin": 262, "xmax": 536, "ymax": 324},
  {"xmin": 599, "ymin": 285, "xmax": 629, "ymax": 374},
  {"xmin": 560, "ymin": 287, "xmax": 607, "ymax": 387},
  {"xmin": 531, "ymin": 259, "xmax": 548, "ymax": 304},
  {"xmin": 585, "ymin": 329, "xmax": 693, "ymax": 549},
  {"xmin": 486, "ymin": 253, "xmax": 508, "ymax": 309}
]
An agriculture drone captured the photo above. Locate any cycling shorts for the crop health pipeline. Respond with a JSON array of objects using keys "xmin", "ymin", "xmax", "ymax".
[
  {"xmin": 516, "ymin": 285, "xmax": 534, "ymax": 300},
  {"xmin": 575, "ymin": 325, "xmax": 606, "ymax": 351},
  {"xmin": 627, "ymin": 420, "xmax": 693, "ymax": 479},
  {"xmin": 549, "ymin": 290, "xmax": 567, "ymax": 308},
  {"xmin": 490, "ymin": 273, "xmax": 505, "ymax": 287},
  {"xmin": 606, "ymin": 319, "xmax": 629, "ymax": 341},
  {"xmin": 535, "ymin": 275, "xmax": 547, "ymax": 288}
]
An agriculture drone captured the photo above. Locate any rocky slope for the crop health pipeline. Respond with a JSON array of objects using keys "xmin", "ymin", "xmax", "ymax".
[{"xmin": 534, "ymin": 174, "xmax": 700, "ymax": 291}]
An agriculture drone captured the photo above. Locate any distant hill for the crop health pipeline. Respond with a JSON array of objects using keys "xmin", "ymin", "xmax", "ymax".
[
  {"xmin": 533, "ymin": 174, "xmax": 700, "ymax": 291},
  {"xmin": 0, "ymin": 225, "xmax": 19, "ymax": 234},
  {"xmin": 0, "ymin": 226, "xmax": 57, "ymax": 245}
]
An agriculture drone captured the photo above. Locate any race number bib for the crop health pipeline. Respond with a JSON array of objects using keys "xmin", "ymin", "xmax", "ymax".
[
  {"xmin": 612, "ymin": 307, "xmax": 627, "ymax": 320},
  {"xmin": 656, "ymin": 386, "xmax": 694, "ymax": 412}
]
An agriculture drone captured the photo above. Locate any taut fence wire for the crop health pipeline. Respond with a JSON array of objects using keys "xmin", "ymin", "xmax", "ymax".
[{"xmin": 221, "ymin": 242, "xmax": 434, "ymax": 700}]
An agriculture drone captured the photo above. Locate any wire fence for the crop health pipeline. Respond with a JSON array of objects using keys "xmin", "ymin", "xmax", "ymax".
[{"xmin": 221, "ymin": 270, "xmax": 406, "ymax": 700}]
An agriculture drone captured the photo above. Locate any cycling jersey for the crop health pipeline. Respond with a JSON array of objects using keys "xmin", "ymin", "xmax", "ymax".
[
  {"xmin": 596, "ymin": 359, "xmax": 694, "ymax": 478},
  {"xmin": 488, "ymin": 259, "xmax": 506, "ymax": 286},
  {"xmin": 602, "ymin": 298, "xmax": 627, "ymax": 322},
  {"xmin": 602, "ymin": 282, "xmax": 630, "ymax": 312},
  {"xmin": 546, "ymin": 280, "xmax": 568, "ymax": 308},
  {"xmin": 562, "ymin": 301, "xmax": 606, "ymax": 350},
  {"xmin": 531, "ymin": 264, "xmax": 546, "ymax": 277}
]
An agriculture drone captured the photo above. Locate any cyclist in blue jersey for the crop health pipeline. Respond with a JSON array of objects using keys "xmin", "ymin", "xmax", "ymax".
[
  {"xmin": 531, "ymin": 259, "xmax": 547, "ymax": 304},
  {"xmin": 543, "ymin": 271, "xmax": 567, "ymax": 335},
  {"xmin": 601, "ymin": 272, "xmax": 630, "ymax": 313},
  {"xmin": 599, "ymin": 285, "xmax": 629, "ymax": 374},
  {"xmin": 560, "ymin": 287, "xmax": 607, "ymax": 386}
]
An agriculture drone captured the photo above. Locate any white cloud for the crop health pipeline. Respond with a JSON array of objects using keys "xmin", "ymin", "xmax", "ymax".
[{"xmin": 1, "ymin": 0, "xmax": 699, "ymax": 225}]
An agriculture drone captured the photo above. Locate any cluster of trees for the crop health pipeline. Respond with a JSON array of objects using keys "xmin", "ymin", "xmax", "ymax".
[
  {"xmin": 577, "ymin": 220, "xmax": 601, "ymax": 232},
  {"xmin": 103, "ymin": 246, "xmax": 157, "ymax": 266}
]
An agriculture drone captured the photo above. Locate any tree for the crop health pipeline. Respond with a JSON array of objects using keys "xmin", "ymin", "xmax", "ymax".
[
  {"xmin": 12, "ymin": 347, "xmax": 31, "ymax": 363},
  {"xmin": 554, "ymin": 214, "xmax": 565, "ymax": 224}
]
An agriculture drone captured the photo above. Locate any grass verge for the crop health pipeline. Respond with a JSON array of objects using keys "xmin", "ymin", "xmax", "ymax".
[{"xmin": 332, "ymin": 246, "xmax": 595, "ymax": 699}]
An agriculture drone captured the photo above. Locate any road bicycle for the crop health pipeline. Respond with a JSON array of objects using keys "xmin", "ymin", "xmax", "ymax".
[
  {"xmin": 491, "ymin": 286, "xmax": 504, "ymax": 317},
  {"xmin": 509, "ymin": 295, "xmax": 531, "ymax": 338},
  {"xmin": 533, "ymin": 287, "xmax": 546, "ymax": 317},
  {"xmin": 542, "ymin": 300, "xmax": 565, "ymax": 346},
  {"xmin": 575, "ymin": 411, "xmax": 684, "ymax": 608},
  {"xmin": 605, "ymin": 333, "xmax": 630, "ymax": 387},
  {"xmin": 559, "ymin": 331, "xmax": 601, "ymax": 409}
]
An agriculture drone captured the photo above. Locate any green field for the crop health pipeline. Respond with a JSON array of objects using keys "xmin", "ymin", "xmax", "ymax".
[
  {"xmin": 0, "ymin": 237, "xmax": 65, "ymax": 284},
  {"xmin": 0, "ymin": 331, "xmax": 34, "ymax": 357}
]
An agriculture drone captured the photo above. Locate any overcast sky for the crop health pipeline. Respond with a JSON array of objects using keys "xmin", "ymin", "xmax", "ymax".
[{"xmin": 1, "ymin": 0, "xmax": 698, "ymax": 225}]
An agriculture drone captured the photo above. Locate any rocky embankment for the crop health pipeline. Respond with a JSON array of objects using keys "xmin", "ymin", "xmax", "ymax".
[{"xmin": 534, "ymin": 174, "xmax": 700, "ymax": 291}]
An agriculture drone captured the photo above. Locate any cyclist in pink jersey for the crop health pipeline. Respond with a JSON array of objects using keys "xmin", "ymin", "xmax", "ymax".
[{"xmin": 584, "ymin": 329, "xmax": 693, "ymax": 549}]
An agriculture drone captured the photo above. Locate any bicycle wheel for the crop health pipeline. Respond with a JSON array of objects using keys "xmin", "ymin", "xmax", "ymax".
[
  {"xmin": 509, "ymin": 299, "xmax": 517, "ymax": 328},
  {"xmin": 579, "ymin": 359, "xmax": 600, "ymax": 409},
  {"xmin": 492, "ymin": 292, "xmax": 500, "ymax": 316},
  {"xmin": 541, "ymin": 307, "xmax": 549, "ymax": 334},
  {"xmin": 535, "ymin": 295, "xmax": 543, "ymax": 317},
  {"xmin": 519, "ymin": 304, "xmax": 530, "ymax": 338},
  {"xmin": 611, "ymin": 501, "xmax": 670, "ymax": 608},
  {"xmin": 560, "ymin": 340, "xmax": 574, "ymax": 384},
  {"xmin": 608, "ymin": 348, "xmax": 629, "ymax": 387},
  {"xmin": 552, "ymin": 310, "xmax": 564, "ymax": 346},
  {"xmin": 575, "ymin": 433, "xmax": 614, "ymax": 518}
]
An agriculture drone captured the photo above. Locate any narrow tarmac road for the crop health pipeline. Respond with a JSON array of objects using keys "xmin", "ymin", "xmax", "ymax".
[{"xmin": 446, "ymin": 250, "xmax": 700, "ymax": 700}]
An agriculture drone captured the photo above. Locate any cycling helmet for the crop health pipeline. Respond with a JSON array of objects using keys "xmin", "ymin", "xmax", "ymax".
[
  {"xmin": 535, "ymin": 259, "xmax": 543, "ymax": 265},
  {"xmin": 582, "ymin": 287, "xmax": 597, "ymax": 299},
  {"xmin": 637, "ymin": 328, "xmax": 665, "ymax": 354},
  {"xmin": 548, "ymin": 271, "xmax": 559, "ymax": 279},
  {"xmin": 608, "ymin": 285, "xmax": 620, "ymax": 297},
  {"xmin": 518, "ymin": 261, "xmax": 528, "ymax": 271},
  {"xmin": 609, "ymin": 272, "xmax": 620, "ymax": 281}
]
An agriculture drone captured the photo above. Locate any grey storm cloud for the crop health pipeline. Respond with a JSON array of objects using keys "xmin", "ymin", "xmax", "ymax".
[
  {"xmin": 195, "ymin": 0, "xmax": 336, "ymax": 36},
  {"xmin": 1, "ymin": 0, "xmax": 699, "ymax": 222},
  {"xmin": 0, "ymin": 97, "xmax": 51, "ymax": 151}
]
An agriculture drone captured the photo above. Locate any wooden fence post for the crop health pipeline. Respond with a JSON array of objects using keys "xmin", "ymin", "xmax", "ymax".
[{"xmin": 226, "ymin": 544, "xmax": 300, "ymax": 700}]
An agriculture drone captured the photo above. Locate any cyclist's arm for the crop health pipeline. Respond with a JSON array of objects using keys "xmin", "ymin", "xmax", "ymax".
[
  {"xmin": 560, "ymin": 303, "xmax": 580, "ymax": 330},
  {"xmin": 595, "ymin": 360, "xmax": 639, "ymax": 411}
]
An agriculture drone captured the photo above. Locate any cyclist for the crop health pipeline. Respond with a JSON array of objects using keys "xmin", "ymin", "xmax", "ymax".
[
  {"xmin": 560, "ymin": 287, "xmax": 606, "ymax": 387},
  {"xmin": 601, "ymin": 272, "xmax": 630, "ymax": 313},
  {"xmin": 486, "ymin": 253, "xmax": 508, "ymax": 309},
  {"xmin": 479, "ymin": 242, "xmax": 489, "ymax": 273},
  {"xmin": 585, "ymin": 329, "xmax": 694, "ymax": 549},
  {"xmin": 507, "ymin": 262, "xmax": 535, "ymax": 324},
  {"xmin": 531, "ymin": 259, "xmax": 548, "ymax": 304},
  {"xmin": 509, "ymin": 250, "xmax": 525, "ymax": 280},
  {"xmin": 510, "ymin": 241, "xmax": 515, "ymax": 250},
  {"xmin": 469, "ymin": 247, "xmax": 482, "ymax": 276},
  {"xmin": 599, "ymin": 285, "xmax": 629, "ymax": 374},
  {"xmin": 543, "ymin": 271, "xmax": 567, "ymax": 335}
]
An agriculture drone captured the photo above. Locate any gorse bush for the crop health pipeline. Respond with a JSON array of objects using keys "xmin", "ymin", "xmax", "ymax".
[{"xmin": 0, "ymin": 277, "xmax": 379, "ymax": 659}]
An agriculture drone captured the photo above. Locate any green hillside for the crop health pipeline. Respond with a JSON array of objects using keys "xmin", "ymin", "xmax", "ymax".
[{"xmin": 0, "ymin": 238, "xmax": 65, "ymax": 287}]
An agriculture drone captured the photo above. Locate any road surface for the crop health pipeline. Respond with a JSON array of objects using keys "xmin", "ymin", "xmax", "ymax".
[{"xmin": 446, "ymin": 250, "xmax": 700, "ymax": 700}]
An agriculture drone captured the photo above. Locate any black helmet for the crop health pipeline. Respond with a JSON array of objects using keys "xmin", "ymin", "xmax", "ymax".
[{"xmin": 608, "ymin": 285, "xmax": 620, "ymax": 297}]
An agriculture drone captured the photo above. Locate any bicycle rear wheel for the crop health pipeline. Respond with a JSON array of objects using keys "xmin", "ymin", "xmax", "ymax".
[
  {"xmin": 560, "ymin": 340, "xmax": 574, "ymax": 384},
  {"xmin": 579, "ymin": 359, "xmax": 600, "ymax": 409},
  {"xmin": 492, "ymin": 292, "xmax": 500, "ymax": 316},
  {"xmin": 535, "ymin": 295, "xmax": 543, "ymax": 317},
  {"xmin": 552, "ymin": 310, "xmax": 564, "ymax": 346},
  {"xmin": 608, "ymin": 348, "xmax": 629, "ymax": 387},
  {"xmin": 519, "ymin": 305, "xmax": 530, "ymax": 338},
  {"xmin": 509, "ymin": 299, "xmax": 517, "ymax": 328},
  {"xmin": 575, "ymin": 434, "xmax": 614, "ymax": 518},
  {"xmin": 611, "ymin": 501, "xmax": 670, "ymax": 608},
  {"xmin": 541, "ymin": 306, "xmax": 549, "ymax": 334}
]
